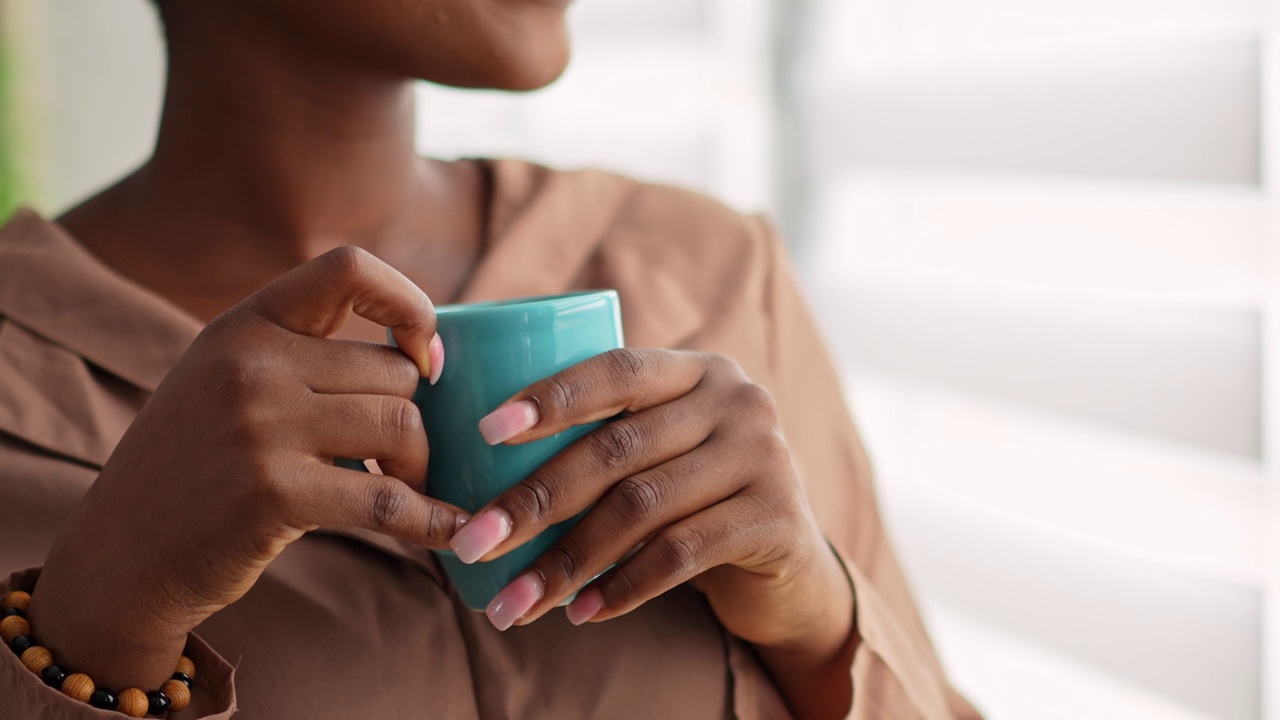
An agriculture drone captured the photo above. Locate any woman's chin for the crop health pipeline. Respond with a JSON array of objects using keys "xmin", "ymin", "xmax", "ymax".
[
  {"xmin": 425, "ymin": 43, "xmax": 571, "ymax": 93},
  {"xmin": 501, "ymin": 57, "xmax": 571, "ymax": 92}
]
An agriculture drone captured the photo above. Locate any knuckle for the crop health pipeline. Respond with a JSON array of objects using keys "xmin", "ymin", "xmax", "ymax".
[
  {"xmin": 780, "ymin": 508, "xmax": 809, "ymax": 549},
  {"xmin": 542, "ymin": 375, "xmax": 581, "ymax": 417},
  {"xmin": 604, "ymin": 348, "xmax": 649, "ymax": 388},
  {"xmin": 378, "ymin": 397, "xmax": 423, "ymax": 444},
  {"xmin": 212, "ymin": 350, "xmax": 275, "ymax": 399},
  {"xmin": 323, "ymin": 245, "xmax": 371, "ymax": 280},
  {"xmin": 602, "ymin": 566, "xmax": 643, "ymax": 609},
  {"xmin": 766, "ymin": 504, "xmax": 809, "ymax": 561},
  {"xmin": 367, "ymin": 480, "xmax": 411, "ymax": 530},
  {"xmin": 731, "ymin": 382, "xmax": 775, "ymax": 415},
  {"xmin": 656, "ymin": 529, "xmax": 704, "ymax": 577},
  {"xmin": 591, "ymin": 422, "xmax": 643, "ymax": 469},
  {"xmin": 248, "ymin": 459, "xmax": 295, "ymax": 511},
  {"xmin": 612, "ymin": 474, "xmax": 665, "ymax": 519},
  {"xmin": 377, "ymin": 352, "xmax": 421, "ymax": 396},
  {"xmin": 544, "ymin": 543, "xmax": 584, "ymax": 583},
  {"xmin": 246, "ymin": 531, "xmax": 292, "ymax": 565},
  {"xmin": 749, "ymin": 488, "xmax": 806, "ymax": 549},
  {"xmin": 756, "ymin": 430, "xmax": 790, "ymax": 465},
  {"xmin": 222, "ymin": 408, "xmax": 264, "ymax": 449},
  {"xmin": 201, "ymin": 306, "xmax": 251, "ymax": 338},
  {"xmin": 707, "ymin": 353, "xmax": 743, "ymax": 379},
  {"xmin": 756, "ymin": 483, "xmax": 796, "ymax": 519},
  {"xmin": 507, "ymin": 473, "xmax": 557, "ymax": 524}
]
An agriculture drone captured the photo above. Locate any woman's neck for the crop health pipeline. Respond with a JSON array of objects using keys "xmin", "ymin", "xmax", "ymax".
[
  {"xmin": 149, "ymin": 4, "xmax": 427, "ymax": 256},
  {"xmin": 60, "ymin": 3, "xmax": 485, "ymax": 324}
]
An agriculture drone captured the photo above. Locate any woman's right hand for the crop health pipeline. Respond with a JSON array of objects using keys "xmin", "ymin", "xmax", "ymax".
[{"xmin": 27, "ymin": 246, "xmax": 466, "ymax": 690}]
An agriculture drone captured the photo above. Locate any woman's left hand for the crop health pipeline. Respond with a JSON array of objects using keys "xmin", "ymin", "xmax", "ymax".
[{"xmin": 448, "ymin": 348, "xmax": 854, "ymax": 657}]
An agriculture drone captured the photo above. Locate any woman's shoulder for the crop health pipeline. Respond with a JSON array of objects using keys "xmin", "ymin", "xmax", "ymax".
[
  {"xmin": 479, "ymin": 158, "xmax": 781, "ymax": 350},
  {"xmin": 480, "ymin": 157, "xmax": 776, "ymax": 292},
  {"xmin": 482, "ymin": 156, "xmax": 770, "ymax": 254}
]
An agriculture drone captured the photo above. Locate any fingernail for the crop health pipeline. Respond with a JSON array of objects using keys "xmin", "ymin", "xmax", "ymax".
[
  {"xmin": 454, "ymin": 514, "xmax": 470, "ymax": 533},
  {"xmin": 478, "ymin": 400, "xmax": 539, "ymax": 445},
  {"xmin": 565, "ymin": 587, "xmax": 604, "ymax": 626},
  {"xmin": 449, "ymin": 508, "xmax": 511, "ymax": 564},
  {"xmin": 487, "ymin": 571, "xmax": 544, "ymax": 631},
  {"xmin": 427, "ymin": 334, "xmax": 444, "ymax": 386}
]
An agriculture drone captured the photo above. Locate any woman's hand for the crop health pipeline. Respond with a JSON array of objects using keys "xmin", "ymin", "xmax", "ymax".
[
  {"xmin": 29, "ymin": 247, "xmax": 467, "ymax": 690},
  {"xmin": 452, "ymin": 348, "xmax": 857, "ymax": 716},
  {"xmin": 449, "ymin": 348, "xmax": 855, "ymax": 657}
]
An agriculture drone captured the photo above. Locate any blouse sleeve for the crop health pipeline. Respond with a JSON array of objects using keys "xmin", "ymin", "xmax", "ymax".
[
  {"xmin": 0, "ymin": 572, "xmax": 238, "ymax": 719},
  {"xmin": 750, "ymin": 215, "xmax": 981, "ymax": 720}
]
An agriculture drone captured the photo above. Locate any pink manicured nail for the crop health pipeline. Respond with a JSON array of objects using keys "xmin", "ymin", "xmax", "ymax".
[
  {"xmin": 478, "ymin": 400, "xmax": 539, "ymax": 445},
  {"xmin": 487, "ymin": 572, "xmax": 544, "ymax": 631},
  {"xmin": 449, "ymin": 509, "xmax": 511, "ymax": 564},
  {"xmin": 565, "ymin": 587, "xmax": 604, "ymax": 626},
  {"xmin": 427, "ymin": 334, "xmax": 445, "ymax": 386}
]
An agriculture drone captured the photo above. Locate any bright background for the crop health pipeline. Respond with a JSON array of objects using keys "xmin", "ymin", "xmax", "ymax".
[{"xmin": 1, "ymin": 1, "xmax": 1275, "ymax": 718}]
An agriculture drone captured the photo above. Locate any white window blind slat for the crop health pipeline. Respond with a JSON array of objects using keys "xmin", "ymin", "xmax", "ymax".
[
  {"xmin": 805, "ymin": 38, "xmax": 1259, "ymax": 184},
  {"xmin": 927, "ymin": 605, "xmax": 1219, "ymax": 720},
  {"xmin": 813, "ymin": 0, "xmax": 1259, "ymax": 76},
  {"xmin": 887, "ymin": 483, "xmax": 1261, "ymax": 720},
  {"xmin": 813, "ymin": 278, "xmax": 1260, "ymax": 456},
  {"xmin": 568, "ymin": 0, "xmax": 706, "ymax": 35},
  {"xmin": 848, "ymin": 374, "xmax": 1267, "ymax": 586},
  {"xmin": 809, "ymin": 171, "xmax": 1265, "ymax": 309}
]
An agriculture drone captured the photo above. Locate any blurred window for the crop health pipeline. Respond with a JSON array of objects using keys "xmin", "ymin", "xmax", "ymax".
[{"xmin": 792, "ymin": 3, "xmax": 1267, "ymax": 718}]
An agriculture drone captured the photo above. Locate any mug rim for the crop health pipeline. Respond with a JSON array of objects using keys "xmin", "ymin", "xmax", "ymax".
[{"xmin": 434, "ymin": 289, "xmax": 617, "ymax": 317}]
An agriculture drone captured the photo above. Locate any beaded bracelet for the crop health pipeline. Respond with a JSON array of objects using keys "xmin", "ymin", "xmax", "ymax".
[{"xmin": 1, "ymin": 590, "xmax": 194, "ymax": 717}]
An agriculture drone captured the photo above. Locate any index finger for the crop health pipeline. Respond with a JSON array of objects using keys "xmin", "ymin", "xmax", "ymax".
[
  {"xmin": 305, "ymin": 466, "xmax": 468, "ymax": 549},
  {"xmin": 244, "ymin": 246, "xmax": 437, "ymax": 377},
  {"xmin": 478, "ymin": 348, "xmax": 708, "ymax": 446}
]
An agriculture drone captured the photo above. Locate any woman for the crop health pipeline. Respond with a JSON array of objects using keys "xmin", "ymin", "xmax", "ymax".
[{"xmin": 0, "ymin": 1, "xmax": 977, "ymax": 718}]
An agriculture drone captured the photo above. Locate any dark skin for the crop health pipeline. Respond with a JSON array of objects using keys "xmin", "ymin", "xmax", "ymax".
[{"xmin": 33, "ymin": 1, "xmax": 857, "ymax": 717}]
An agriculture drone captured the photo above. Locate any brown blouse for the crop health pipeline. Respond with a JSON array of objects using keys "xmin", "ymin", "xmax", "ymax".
[{"xmin": 0, "ymin": 159, "xmax": 979, "ymax": 719}]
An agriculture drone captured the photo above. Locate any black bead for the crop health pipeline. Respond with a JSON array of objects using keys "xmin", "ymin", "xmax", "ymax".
[
  {"xmin": 40, "ymin": 664, "xmax": 66, "ymax": 689},
  {"xmin": 88, "ymin": 689, "xmax": 118, "ymax": 710},
  {"xmin": 10, "ymin": 635, "xmax": 31, "ymax": 654},
  {"xmin": 1, "ymin": 606, "xmax": 23, "ymax": 618},
  {"xmin": 171, "ymin": 671, "xmax": 192, "ymax": 687},
  {"xmin": 147, "ymin": 690, "xmax": 171, "ymax": 715}
]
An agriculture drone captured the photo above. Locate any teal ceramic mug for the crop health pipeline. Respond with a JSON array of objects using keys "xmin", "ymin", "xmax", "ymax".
[{"xmin": 399, "ymin": 290, "xmax": 624, "ymax": 611}]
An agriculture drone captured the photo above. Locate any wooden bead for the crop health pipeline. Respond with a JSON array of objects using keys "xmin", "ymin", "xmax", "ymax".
[
  {"xmin": 175, "ymin": 654, "xmax": 195, "ymax": 680},
  {"xmin": 0, "ymin": 614, "xmax": 29, "ymax": 643},
  {"xmin": 117, "ymin": 688, "xmax": 149, "ymax": 718},
  {"xmin": 60, "ymin": 673, "xmax": 95, "ymax": 703},
  {"xmin": 162, "ymin": 678, "xmax": 191, "ymax": 711},
  {"xmin": 2, "ymin": 591, "xmax": 30, "ymax": 612},
  {"xmin": 20, "ymin": 646, "xmax": 52, "ymax": 674}
]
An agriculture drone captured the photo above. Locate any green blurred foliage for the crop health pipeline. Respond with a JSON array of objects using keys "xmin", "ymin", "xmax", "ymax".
[{"xmin": 0, "ymin": 22, "xmax": 21, "ymax": 220}]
